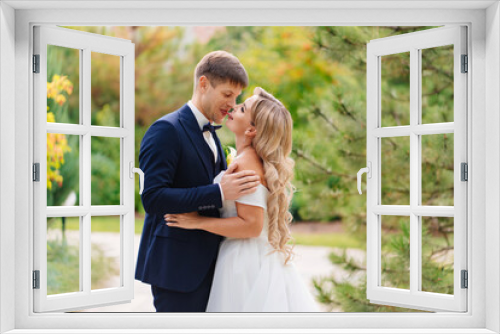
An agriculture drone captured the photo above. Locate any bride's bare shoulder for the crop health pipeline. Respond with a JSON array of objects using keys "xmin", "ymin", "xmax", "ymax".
[{"xmin": 234, "ymin": 148, "xmax": 267, "ymax": 188}]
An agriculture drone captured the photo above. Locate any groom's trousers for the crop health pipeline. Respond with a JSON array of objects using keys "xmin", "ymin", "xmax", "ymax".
[{"xmin": 151, "ymin": 259, "xmax": 216, "ymax": 312}]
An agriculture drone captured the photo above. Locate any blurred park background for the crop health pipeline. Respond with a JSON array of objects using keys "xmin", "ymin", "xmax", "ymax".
[{"xmin": 46, "ymin": 26, "xmax": 455, "ymax": 312}]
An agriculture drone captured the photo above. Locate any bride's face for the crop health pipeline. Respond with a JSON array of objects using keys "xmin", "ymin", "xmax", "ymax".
[{"xmin": 226, "ymin": 95, "xmax": 257, "ymax": 135}]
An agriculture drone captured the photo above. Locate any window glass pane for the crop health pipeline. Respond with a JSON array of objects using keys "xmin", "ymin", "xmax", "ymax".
[
  {"xmin": 421, "ymin": 133, "xmax": 454, "ymax": 206},
  {"xmin": 381, "ymin": 52, "xmax": 410, "ymax": 127},
  {"xmin": 421, "ymin": 216, "xmax": 454, "ymax": 295},
  {"xmin": 91, "ymin": 52, "xmax": 121, "ymax": 127},
  {"xmin": 47, "ymin": 134, "xmax": 80, "ymax": 206},
  {"xmin": 421, "ymin": 45, "xmax": 454, "ymax": 124},
  {"xmin": 380, "ymin": 215, "xmax": 410, "ymax": 290},
  {"xmin": 91, "ymin": 216, "xmax": 121, "ymax": 290},
  {"xmin": 91, "ymin": 137, "xmax": 121, "ymax": 206},
  {"xmin": 47, "ymin": 45, "xmax": 80, "ymax": 124},
  {"xmin": 47, "ymin": 216, "xmax": 80, "ymax": 295},
  {"xmin": 381, "ymin": 137, "xmax": 410, "ymax": 205}
]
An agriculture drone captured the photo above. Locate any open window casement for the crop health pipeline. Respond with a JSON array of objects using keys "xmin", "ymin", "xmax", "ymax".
[
  {"xmin": 363, "ymin": 26, "xmax": 467, "ymax": 312},
  {"xmin": 33, "ymin": 26, "xmax": 137, "ymax": 312}
]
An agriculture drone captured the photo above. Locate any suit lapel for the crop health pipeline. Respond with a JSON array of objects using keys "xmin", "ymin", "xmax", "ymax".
[{"xmin": 178, "ymin": 105, "xmax": 213, "ymax": 180}]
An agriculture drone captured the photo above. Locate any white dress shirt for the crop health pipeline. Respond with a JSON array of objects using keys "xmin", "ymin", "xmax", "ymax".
[
  {"xmin": 188, "ymin": 100, "xmax": 218, "ymax": 161},
  {"xmin": 188, "ymin": 100, "xmax": 225, "ymax": 201}
]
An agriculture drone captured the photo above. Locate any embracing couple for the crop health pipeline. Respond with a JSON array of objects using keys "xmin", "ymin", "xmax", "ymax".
[{"xmin": 135, "ymin": 51, "xmax": 318, "ymax": 312}]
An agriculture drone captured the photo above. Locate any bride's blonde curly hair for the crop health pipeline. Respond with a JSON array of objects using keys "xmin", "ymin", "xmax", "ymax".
[{"xmin": 249, "ymin": 87, "xmax": 295, "ymax": 264}]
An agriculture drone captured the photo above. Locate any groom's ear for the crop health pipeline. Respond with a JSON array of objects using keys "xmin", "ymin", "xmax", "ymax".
[{"xmin": 199, "ymin": 76, "xmax": 209, "ymax": 92}]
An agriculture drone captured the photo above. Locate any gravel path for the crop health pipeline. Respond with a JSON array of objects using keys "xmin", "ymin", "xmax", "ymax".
[{"xmin": 49, "ymin": 230, "xmax": 365, "ymax": 312}]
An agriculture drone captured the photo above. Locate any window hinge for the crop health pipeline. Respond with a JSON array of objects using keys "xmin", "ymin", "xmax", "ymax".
[
  {"xmin": 461, "ymin": 162, "xmax": 468, "ymax": 181},
  {"xmin": 33, "ymin": 54, "xmax": 40, "ymax": 73},
  {"xmin": 33, "ymin": 163, "xmax": 40, "ymax": 182},
  {"xmin": 461, "ymin": 54, "xmax": 468, "ymax": 73},
  {"xmin": 461, "ymin": 270, "xmax": 468, "ymax": 289},
  {"xmin": 33, "ymin": 270, "xmax": 40, "ymax": 289}
]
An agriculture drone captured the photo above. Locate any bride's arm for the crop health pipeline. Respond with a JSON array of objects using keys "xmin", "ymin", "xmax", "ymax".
[
  {"xmin": 165, "ymin": 204, "xmax": 264, "ymax": 238},
  {"xmin": 165, "ymin": 151, "xmax": 266, "ymax": 238}
]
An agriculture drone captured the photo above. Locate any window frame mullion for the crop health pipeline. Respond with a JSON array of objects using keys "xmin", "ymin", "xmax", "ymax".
[{"xmin": 409, "ymin": 46, "xmax": 420, "ymax": 295}]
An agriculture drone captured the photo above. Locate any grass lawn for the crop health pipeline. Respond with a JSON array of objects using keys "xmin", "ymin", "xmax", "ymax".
[{"xmin": 292, "ymin": 232, "xmax": 365, "ymax": 250}]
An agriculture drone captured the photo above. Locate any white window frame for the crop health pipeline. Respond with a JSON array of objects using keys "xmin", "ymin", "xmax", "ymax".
[{"xmin": 1, "ymin": 2, "xmax": 499, "ymax": 333}]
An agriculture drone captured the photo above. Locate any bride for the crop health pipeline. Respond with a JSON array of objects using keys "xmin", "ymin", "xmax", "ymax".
[{"xmin": 164, "ymin": 87, "xmax": 319, "ymax": 312}]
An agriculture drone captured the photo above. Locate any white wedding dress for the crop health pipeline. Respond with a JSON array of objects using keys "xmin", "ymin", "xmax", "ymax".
[{"xmin": 206, "ymin": 171, "xmax": 319, "ymax": 312}]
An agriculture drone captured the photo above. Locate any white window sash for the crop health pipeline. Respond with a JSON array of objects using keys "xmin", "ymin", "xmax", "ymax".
[
  {"xmin": 366, "ymin": 26, "xmax": 467, "ymax": 312},
  {"xmin": 33, "ymin": 25, "xmax": 136, "ymax": 312}
]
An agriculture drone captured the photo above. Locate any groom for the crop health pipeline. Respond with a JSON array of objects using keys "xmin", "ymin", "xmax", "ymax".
[{"xmin": 135, "ymin": 51, "xmax": 260, "ymax": 312}]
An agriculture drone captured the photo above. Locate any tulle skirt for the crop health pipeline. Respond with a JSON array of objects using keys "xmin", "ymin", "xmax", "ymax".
[{"xmin": 206, "ymin": 236, "xmax": 319, "ymax": 312}]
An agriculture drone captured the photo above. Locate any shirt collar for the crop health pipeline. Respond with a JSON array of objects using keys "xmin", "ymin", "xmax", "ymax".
[{"xmin": 188, "ymin": 100, "xmax": 211, "ymax": 131}]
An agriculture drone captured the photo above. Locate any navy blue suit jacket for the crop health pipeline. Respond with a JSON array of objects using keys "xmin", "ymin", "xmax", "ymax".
[{"xmin": 135, "ymin": 104, "xmax": 227, "ymax": 292}]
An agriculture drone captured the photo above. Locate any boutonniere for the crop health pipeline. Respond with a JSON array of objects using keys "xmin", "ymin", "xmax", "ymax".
[{"xmin": 223, "ymin": 145, "xmax": 237, "ymax": 167}]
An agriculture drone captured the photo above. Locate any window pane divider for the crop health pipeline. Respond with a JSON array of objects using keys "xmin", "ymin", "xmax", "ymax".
[
  {"xmin": 373, "ymin": 126, "xmax": 411, "ymax": 137},
  {"xmin": 46, "ymin": 205, "xmax": 129, "ymax": 217},
  {"xmin": 412, "ymin": 123, "xmax": 454, "ymax": 135},
  {"xmin": 46, "ymin": 123, "xmax": 130, "ymax": 138},
  {"xmin": 82, "ymin": 46, "xmax": 92, "ymax": 297},
  {"xmin": 409, "ymin": 47, "xmax": 419, "ymax": 295},
  {"xmin": 90, "ymin": 126, "xmax": 130, "ymax": 138},
  {"xmin": 373, "ymin": 205, "xmax": 411, "ymax": 215},
  {"xmin": 412, "ymin": 206, "xmax": 455, "ymax": 217},
  {"xmin": 372, "ymin": 205, "xmax": 454, "ymax": 217},
  {"xmin": 373, "ymin": 123, "xmax": 454, "ymax": 138}
]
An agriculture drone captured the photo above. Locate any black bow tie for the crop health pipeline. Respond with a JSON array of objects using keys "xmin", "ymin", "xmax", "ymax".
[{"xmin": 202, "ymin": 123, "xmax": 222, "ymax": 135}]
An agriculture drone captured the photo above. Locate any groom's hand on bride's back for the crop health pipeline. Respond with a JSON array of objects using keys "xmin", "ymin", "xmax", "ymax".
[{"xmin": 220, "ymin": 162, "xmax": 261, "ymax": 201}]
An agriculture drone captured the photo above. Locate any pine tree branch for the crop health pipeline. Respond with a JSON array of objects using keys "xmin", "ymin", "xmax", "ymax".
[
  {"xmin": 430, "ymin": 246, "xmax": 454, "ymax": 257},
  {"xmin": 311, "ymin": 106, "xmax": 339, "ymax": 131},
  {"xmin": 323, "ymin": 27, "xmax": 364, "ymax": 47},
  {"xmin": 293, "ymin": 148, "xmax": 357, "ymax": 181},
  {"xmin": 338, "ymin": 149, "xmax": 366, "ymax": 159},
  {"xmin": 334, "ymin": 93, "xmax": 365, "ymax": 126},
  {"xmin": 382, "ymin": 186, "xmax": 410, "ymax": 194}
]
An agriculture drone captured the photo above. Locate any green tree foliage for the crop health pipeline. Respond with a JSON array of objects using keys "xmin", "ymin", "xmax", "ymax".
[{"xmin": 207, "ymin": 27, "xmax": 347, "ymax": 221}]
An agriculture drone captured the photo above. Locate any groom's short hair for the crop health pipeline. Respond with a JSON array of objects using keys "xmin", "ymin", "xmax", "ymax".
[{"xmin": 194, "ymin": 51, "xmax": 248, "ymax": 90}]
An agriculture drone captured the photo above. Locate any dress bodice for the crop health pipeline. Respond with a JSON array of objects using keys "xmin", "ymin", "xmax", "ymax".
[{"xmin": 214, "ymin": 171, "xmax": 269, "ymax": 239}]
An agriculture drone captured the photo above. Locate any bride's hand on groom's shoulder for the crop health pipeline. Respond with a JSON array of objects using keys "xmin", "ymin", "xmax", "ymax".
[
  {"xmin": 164, "ymin": 212, "xmax": 201, "ymax": 230},
  {"xmin": 220, "ymin": 162, "xmax": 261, "ymax": 201}
]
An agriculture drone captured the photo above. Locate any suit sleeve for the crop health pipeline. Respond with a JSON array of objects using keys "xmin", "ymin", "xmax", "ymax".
[{"xmin": 139, "ymin": 120, "xmax": 223, "ymax": 214}]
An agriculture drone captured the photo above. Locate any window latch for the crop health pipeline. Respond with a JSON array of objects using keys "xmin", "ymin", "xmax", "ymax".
[
  {"xmin": 357, "ymin": 162, "xmax": 372, "ymax": 195},
  {"xmin": 129, "ymin": 162, "xmax": 144, "ymax": 195}
]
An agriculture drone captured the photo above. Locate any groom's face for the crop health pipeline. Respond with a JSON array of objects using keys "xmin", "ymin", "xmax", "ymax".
[{"xmin": 200, "ymin": 78, "xmax": 242, "ymax": 124}]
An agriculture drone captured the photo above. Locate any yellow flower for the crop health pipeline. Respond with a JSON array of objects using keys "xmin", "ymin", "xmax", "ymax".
[
  {"xmin": 47, "ymin": 112, "xmax": 55, "ymax": 123},
  {"xmin": 225, "ymin": 146, "xmax": 237, "ymax": 167}
]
